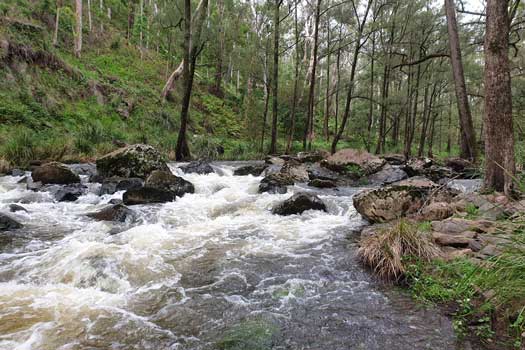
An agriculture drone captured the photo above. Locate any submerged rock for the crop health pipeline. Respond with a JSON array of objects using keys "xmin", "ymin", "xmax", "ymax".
[
  {"xmin": 145, "ymin": 170, "xmax": 195, "ymax": 197},
  {"xmin": 87, "ymin": 204, "xmax": 136, "ymax": 222},
  {"xmin": 0, "ymin": 212, "xmax": 23, "ymax": 231},
  {"xmin": 272, "ymin": 192, "xmax": 327, "ymax": 215},
  {"xmin": 31, "ymin": 162, "xmax": 80, "ymax": 185},
  {"xmin": 353, "ymin": 177, "xmax": 438, "ymax": 223},
  {"xmin": 180, "ymin": 160, "xmax": 215, "ymax": 175},
  {"xmin": 52, "ymin": 184, "xmax": 87, "ymax": 202},
  {"xmin": 100, "ymin": 177, "xmax": 144, "ymax": 195},
  {"xmin": 96, "ymin": 144, "xmax": 169, "ymax": 179},
  {"xmin": 233, "ymin": 164, "xmax": 268, "ymax": 176},
  {"xmin": 321, "ymin": 149, "xmax": 385, "ymax": 176},
  {"xmin": 258, "ymin": 173, "xmax": 295, "ymax": 194}
]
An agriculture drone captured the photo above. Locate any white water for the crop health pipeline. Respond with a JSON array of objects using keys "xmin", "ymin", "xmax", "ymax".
[{"xmin": 0, "ymin": 163, "xmax": 457, "ymax": 349}]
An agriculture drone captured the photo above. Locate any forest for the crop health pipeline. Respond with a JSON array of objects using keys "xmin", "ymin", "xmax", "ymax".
[{"xmin": 1, "ymin": 0, "xmax": 525, "ymax": 349}]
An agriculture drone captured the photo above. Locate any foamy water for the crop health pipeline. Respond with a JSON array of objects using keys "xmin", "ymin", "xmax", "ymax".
[{"xmin": 0, "ymin": 162, "xmax": 457, "ymax": 349}]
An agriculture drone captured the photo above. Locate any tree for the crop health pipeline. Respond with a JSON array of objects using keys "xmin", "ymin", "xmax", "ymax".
[
  {"xmin": 306, "ymin": 0, "xmax": 322, "ymax": 150},
  {"xmin": 444, "ymin": 0, "xmax": 477, "ymax": 161},
  {"xmin": 175, "ymin": 0, "xmax": 210, "ymax": 160},
  {"xmin": 483, "ymin": 0, "xmax": 516, "ymax": 196},
  {"xmin": 269, "ymin": 0, "xmax": 282, "ymax": 154},
  {"xmin": 74, "ymin": 0, "xmax": 82, "ymax": 58}
]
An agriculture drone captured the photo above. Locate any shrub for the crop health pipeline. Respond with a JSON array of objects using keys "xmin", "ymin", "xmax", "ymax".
[
  {"xmin": 358, "ymin": 219, "xmax": 440, "ymax": 282},
  {"xmin": 1, "ymin": 127, "xmax": 36, "ymax": 166}
]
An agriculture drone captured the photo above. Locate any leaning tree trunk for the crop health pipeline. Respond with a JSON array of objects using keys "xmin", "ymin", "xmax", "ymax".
[
  {"xmin": 483, "ymin": 0, "xmax": 516, "ymax": 196},
  {"xmin": 444, "ymin": 0, "xmax": 477, "ymax": 161},
  {"xmin": 74, "ymin": 0, "xmax": 82, "ymax": 58}
]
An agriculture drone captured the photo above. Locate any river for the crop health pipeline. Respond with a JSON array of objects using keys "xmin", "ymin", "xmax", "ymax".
[{"xmin": 0, "ymin": 162, "xmax": 457, "ymax": 349}]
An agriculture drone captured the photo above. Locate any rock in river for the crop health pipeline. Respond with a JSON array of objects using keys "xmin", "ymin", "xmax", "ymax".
[
  {"xmin": 180, "ymin": 160, "xmax": 215, "ymax": 175},
  {"xmin": 100, "ymin": 177, "xmax": 144, "ymax": 195},
  {"xmin": 123, "ymin": 170, "xmax": 195, "ymax": 205},
  {"xmin": 32, "ymin": 162, "xmax": 80, "ymax": 185},
  {"xmin": 321, "ymin": 148, "xmax": 385, "ymax": 176},
  {"xmin": 96, "ymin": 144, "xmax": 169, "ymax": 179},
  {"xmin": 272, "ymin": 192, "xmax": 327, "ymax": 216},
  {"xmin": 233, "ymin": 164, "xmax": 268, "ymax": 176},
  {"xmin": 259, "ymin": 173, "xmax": 295, "ymax": 194},
  {"xmin": 0, "ymin": 212, "xmax": 23, "ymax": 231},
  {"xmin": 87, "ymin": 204, "xmax": 136, "ymax": 222}
]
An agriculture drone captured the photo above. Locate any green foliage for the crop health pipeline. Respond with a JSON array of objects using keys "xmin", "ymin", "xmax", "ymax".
[
  {"xmin": 465, "ymin": 203, "xmax": 480, "ymax": 219},
  {"xmin": 1, "ymin": 126, "xmax": 36, "ymax": 165}
]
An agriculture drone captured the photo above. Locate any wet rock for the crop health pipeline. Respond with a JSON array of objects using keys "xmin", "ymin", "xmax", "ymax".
[
  {"xmin": 99, "ymin": 177, "xmax": 144, "ymax": 195},
  {"xmin": 296, "ymin": 150, "xmax": 329, "ymax": 163},
  {"xmin": 180, "ymin": 160, "xmax": 214, "ymax": 175},
  {"xmin": 308, "ymin": 178, "xmax": 337, "ymax": 188},
  {"xmin": 367, "ymin": 164, "xmax": 408, "ymax": 186},
  {"xmin": 9, "ymin": 204, "xmax": 27, "ymax": 213},
  {"xmin": 272, "ymin": 192, "xmax": 327, "ymax": 215},
  {"xmin": 67, "ymin": 163, "xmax": 97, "ymax": 177},
  {"xmin": 353, "ymin": 177, "xmax": 438, "ymax": 223},
  {"xmin": 234, "ymin": 164, "xmax": 268, "ymax": 176},
  {"xmin": 109, "ymin": 198, "xmax": 123, "ymax": 205},
  {"xmin": 96, "ymin": 144, "xmax": 169, "ymax": 179},
  {"xmin": 88, "ymin": 174, "xmax": 105, "ymax": 183},
  {"xmin": 52, "ymin": 184, "xmax": 87, "ymax": 202},
  {"xmin": 420, "ymin": 202, "xmax": 453, "ymax": 221},
  {"xmin": 0, "ymin": 212, "xmax": 23, "ymax": 231},
  {"xmin": 280, "ymin": 160, "xmax": 309, "ymax": 182},
  {"xmin": 145, "ymin": 170, "xmax": 195, "ymax": 197},
  {"xmin": 123, "ymin": 187, "xmax": 176, "ymax": 205},
  {"xmin": 381, "ymin": 154, "xmax": 406, "ymax": 165},
  {"xmin": 87, "ymin": 204, "xmax": 136, "ymax": 222},
  {"xmin": 258, "ymin": 173, "xmax": 294, "ymax": 194},
  {"xmin": 11, "ymin": 169, "xmax": 25, "ymax": 177},
  {"xmin": 261, "ymin": 164, "xmax": 282, "ymax": 177},
  {"xmin": 306, "ymin": 163, "xmax": 339, "ymax": 182},
  {"xmin": 31, "ymin": 162, "xmax": 80, "ymax": 185},
  {"xmin": 322, "ymin": 149, "xmax": 385, "ymax": 176}
]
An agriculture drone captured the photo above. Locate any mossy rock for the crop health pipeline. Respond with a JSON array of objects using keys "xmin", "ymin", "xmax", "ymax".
[{"xmin": 217, "ymin": 319, "xmax": 280, "ymax": 350}]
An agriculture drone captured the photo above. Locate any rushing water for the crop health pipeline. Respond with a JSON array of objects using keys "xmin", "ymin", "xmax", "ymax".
[{"xmin": 0, "ymin": 162, "xmax": 457, "ymax": 350}]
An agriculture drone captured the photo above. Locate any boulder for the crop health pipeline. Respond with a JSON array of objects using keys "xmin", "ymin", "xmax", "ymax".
[
  {"xmin": 259, "ymin": 173, "xmax": 294, "ymax": 194},
  {"xmin": 296, "ymin": 150, "xmax": 329, "ymax": 163},
  {"xmin": 367, "ymin": 164, "xmax": 408, "ymax": 186},
  {"xmin": 96, "ymin": 144, "xmax": 169, "ymax": 179},
  {"xmin": 306, "ymin": 163, "xmax": 339, "ymax": 182},
  {"xmin": 52, "ymin": 184, "xmax": 87, "ymax": 202},
  {"xmin": 31, "ymin": 162, "xmax": 80, "ymax": 185},
  {"xmin": 381, "ymin": 154, "xmax": 406, "ymax": 166},
  {"xmin": 265, "ymin": 156, "xmax": 286, "ymax": 166},
  {"xmin": 87, "ymin": 204, "xmax": 136, "ymax": 222},
  {"xmin": 0, "ymin": 212, "xmax": 23, "ymax": 231},
  {"xmin": 67, "ymin": 163, "xmax": 97, "ymax": 177},
  {"xmin": 446, "ymin": 179, "xmax": 482, "ymax": 194},
  {"xmin": 321, "ymin": 149, "xmax": 385, "ymax": 176},
  {"xmin": 100, "ymin": 177, "xmax": 144, "ymax": 195},
  {"xmin": 432, "ymin": 232, "xmax": 476, "ymax": 249},
  {"xmin": 234, "ymin": 164, "xmax": 268, "ymax": 176},
  {"xmin": 9, "ymin": 204, "xmax": 27, "ymax": 213},
  {"xmin": 0, "ymin": 159, "xmax": 12, "ymax": 175},
  {"xmin": 272, "ymin": 192, "xmax": 327, "ymax": 215},
  {"xmin": 431, "ymin": 218, "xmax": 495, "ymax": 235},
  {"xmin": 353, "ymin": 177, "xmax": 438, "ymax": 223},
  {"xmin": 123, "ymin": 187, "xmax": 176, "ymax": 205},
  {"xmin": 308, "ymin": 178, "xmax": 337, "ymax": 188},
  {"xmin": 445, "ymin": 157, "xmax": 476, "ymax": 174},
  {"xmin": 145, "ymin": 170, "xmax": 194, "ymax": 197},
  {"xmin": 403, "ymin": 157, "xmax": 433, "ymax": 177},
  {"xmin": 280, "ymin": 160, "xmax": 309, "ymax": 182},
  {"xmin": 419, "ymin": 202, "xmax": 453, "ymax": 221},
  {"xmin": 180, "ymin": 160, "xmax": 214, "ymax": 175}
]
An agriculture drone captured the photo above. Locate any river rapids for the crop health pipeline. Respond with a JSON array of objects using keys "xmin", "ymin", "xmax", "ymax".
[{"xmin": 0, "ymin": 162, "xmax": 457, "ymax": 349}]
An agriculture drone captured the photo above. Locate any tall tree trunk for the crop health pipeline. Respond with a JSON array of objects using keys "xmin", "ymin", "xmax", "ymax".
[
  {"xmin": 306, "ymin": 0, "xmax": 322, "ymax": 151},
  {"xmin": 175, "ymin": 0, "xmax": 209, "ymax": 160},
  {"xmin": 269, "ymin": 0, "xmax": 282, "ymax": 154},
  {"xmin": 53, "ymin": 5, "xmax": 61, "ymax": 46},
  {"xmin": 367, "ymin": 32, "xmax": 375, "ymax": 152},
  {"xmin": 214, "ymin": 0, "xmax": 225, "ymax": 96},
  {"xmin": 74, "ymin": 0, "xmax": 82, "ymax": 58},
  {"xmin": 445, "ymin": 0, "xmax": 477, "ymax": 161},
  {"xmin": 286, "ymin": 1, "xmax": 301, "ymax": 154},
  {"xmin": 323, "ymin": 10, "xmax": 331, "ymax": 142},
  {"xmin": 334, "ymin": 24, "xmax": 342, "ymax": 138},
  {"xmin": 331, "ymin": 0, "xmax": 372, "ymax": 154},
  {"xmin": 483, "ymin": 0, "xmax": 516, "ymax": 195},
  {"xmin": 87, "ymin": 0, "xmax": 92, "ymax": 32},
  {"xmin": 261, "ymin": 36, "xmax": 271, "ymax": 153}
]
